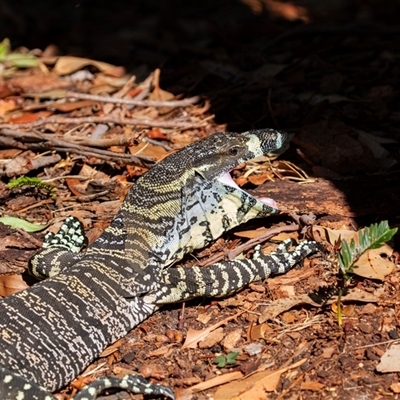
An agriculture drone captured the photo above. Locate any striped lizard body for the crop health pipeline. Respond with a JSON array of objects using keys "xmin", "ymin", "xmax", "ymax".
[{"xmin": 0, "ymin": 129, "xmax": 319, "ymax": 399}]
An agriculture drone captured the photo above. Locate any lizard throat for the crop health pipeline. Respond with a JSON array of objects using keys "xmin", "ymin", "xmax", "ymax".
[{"xmin": 217, "ymin": 171, "xmax": 278, "ymax": 209}]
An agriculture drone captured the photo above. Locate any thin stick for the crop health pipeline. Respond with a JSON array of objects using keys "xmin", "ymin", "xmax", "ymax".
[
  {"xmin": 65, "ymin": 91, "xmax": 201, "ymax": 108},
  {"xmin": 0, "ymin": 115, "xmax": 206, "ymax": 130}
]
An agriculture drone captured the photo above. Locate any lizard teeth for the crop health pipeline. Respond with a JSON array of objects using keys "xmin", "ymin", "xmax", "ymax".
[{"xmin": 217, "ymin": 172, "xmax": 278, "ymax": 209}]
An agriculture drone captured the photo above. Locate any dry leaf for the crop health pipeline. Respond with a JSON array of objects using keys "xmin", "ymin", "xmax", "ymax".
[
  {"xmin": 354, "ymin": 244, "xmax": 395, "ymax": 280},
  {"xmin": 312, "ymin": 226, "xmax": 395, "ymax": 280},
  {"xmin": 0, "ymin": 149, "xmax": 22, "ymax": 159},
  {"xmin": 214, "ymin": 359, "xmax": 307, "ymax": 399},
  {"xmin": 128, "ymin": 142, "xmax": 168, "ymax": 161},
  {"xmin": 65, "ymin": 178, "xmax": 86, "ymax": 197},
  {"xmin": 301, "ymin": 381, "xmax": 325, "ymax": 391},
  {"xmin": 234, "ymin": 227, "xmax": 268, "ymax": 239},
  {"xmin": 281, "ymin": 311, "xmax": 296, "ymax": 324},
  {"xmin": 196, "ymin": 311, "xmax": 213, "ymax": 325},
  {"xmin": 0, "ymin": 98, "xmax": 18, "ymax": 116},
  {"xmin": 52, "ymin": 56, "xmax": 125, "ymax": 77},
  {"xmin": 49, "ymin": 100, "xmax": 96, "ymax": 112},
  {"xmin": 149, "ymin": 344, "xmax": 175, "ymax": 357},
  {"xmin": 322, "ymin": 347, "xmax": 336, "ymax": 359},
  {"xmin": 376, "ymin": 344, "xmax": 400, "ymax": 373},
  {"xmin": 99, "ymin": 338, "xmax": 123, "ymax": 357},
  {"xmin": 247, "ymin": 173, "xmax": 273, "ymax": 186},
  {"xmin": 147, "ymin": 128, "xmax": 169, "ymax": 140},
  {"xmin": 189, "ymin": 371, "xmax": 243, "ymax": 393},
  {"xmin": 9, "ymin": 110, "xmax": 52, "ymax": 123},
  {"xmin": 182, "ymin": 311, "xmax": 244, "ymax": 349},
  {"xmin": 331, "ymin": 302, "xmax": 355, "ymax": 317},
  {"xmin": 235, "ymin": 176, "xmax": 248, "ymax": 186},
  {"xmin": 148, "ymin": 68, "xmax": 175, "ymax": 114},
  {"xmin": 198, "ymin": 327, "xmax": 224, "ymax": 349},
  {"xmin": 311, "ymin": 226, "xmax": 356, "ymax": 245},
  {"xmin": 222, "ymin": 329, "xmax": 242, "ymax": 350},
  {"xmin": 390, "ymin": 382, "xmax": 400, "ymax": 393},
  {"xmin": 0, "ymin": 274, "xmax": 28, "ymax": 297},
  {"xmin": 248, "ymin": 324, "xmax": 273, "ymax": 341},
  {"xmin": 259, "ymin": 289, "xmax": 379, "ymax": 323},
  {"xmin": 230, "ymin": 384, "xmax": 266, "ymax": 400}
]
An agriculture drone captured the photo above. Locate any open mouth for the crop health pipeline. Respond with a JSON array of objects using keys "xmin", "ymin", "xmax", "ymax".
[{"xmin": 217, "ymin": 171, "xmax": 278, "ymax": 209}]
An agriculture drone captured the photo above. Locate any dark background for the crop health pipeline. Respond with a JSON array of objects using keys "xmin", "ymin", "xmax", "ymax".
[
  {"xmin": 1, "ymin": 0, "xmax": 400, "ymax": 230},
  {"xmin": 1, "ymin": 0, "xmax": 399, "ymax": 130}
]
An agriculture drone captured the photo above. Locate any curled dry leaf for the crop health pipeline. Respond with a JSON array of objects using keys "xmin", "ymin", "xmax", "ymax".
[
  {"xmin": 52, "ymin": 56, "xmax": 125, "ymax": 77},
  {"xmin": 331, "ymin": 302, "xmax": 355, "ymax": 317},
  {"xmin": 0, "ymin": 274, "xmax": 29, "ymax": 297},
  {"xmin": 248, "ymin": 323, "xmax": 273, "ymax": 341}
]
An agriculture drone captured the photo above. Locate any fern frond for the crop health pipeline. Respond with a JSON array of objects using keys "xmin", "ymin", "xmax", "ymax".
[{"xmin": 338, "ymin": 221, "xmax": 397, "ymax": 276}]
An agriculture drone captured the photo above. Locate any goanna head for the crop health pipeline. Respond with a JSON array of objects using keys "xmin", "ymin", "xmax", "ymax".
[
  {"xmin": 128, "ymin": 129, "xmax": 289, "ymax": 220},
  {"xmin": 140, "ymin": 128, "xmax": 289, "ymax": 219}
]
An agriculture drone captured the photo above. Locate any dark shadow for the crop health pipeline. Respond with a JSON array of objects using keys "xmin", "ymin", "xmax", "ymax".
[{"xmin": 1, "ymin": 0, "xmax": 399, "ymax": 235}]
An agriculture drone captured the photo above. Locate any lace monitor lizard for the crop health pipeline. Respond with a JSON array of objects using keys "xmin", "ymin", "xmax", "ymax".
[{"xmin": 0, "ymin": 129, "xmax": 319, "ymax": 399}]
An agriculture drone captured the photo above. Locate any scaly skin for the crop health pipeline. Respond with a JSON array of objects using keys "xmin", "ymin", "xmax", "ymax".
[{"xmin": 0, "ymin": 129, "xmax": 318, "ymax": 399}]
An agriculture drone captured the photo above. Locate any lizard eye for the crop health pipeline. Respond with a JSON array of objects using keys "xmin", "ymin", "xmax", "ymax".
[{"xmin": 229, "ymin": 147, "xmax": 240, "ymax": 156}]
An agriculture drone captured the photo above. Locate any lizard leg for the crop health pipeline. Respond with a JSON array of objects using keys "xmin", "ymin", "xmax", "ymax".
[
  {"xmin": 144, "ymin": 239, "xmax": 320, "ymax": 304},
  {"xmin": 29, "ymin": 216, "xmax": 87, "ymax": 279},
  {"xmin": 0, "ymin": 366, "xmax": 174, "ymax": 400},
  {"xmin": 73, "ymin": 375, "xmax": 174, "ymax": 400}
]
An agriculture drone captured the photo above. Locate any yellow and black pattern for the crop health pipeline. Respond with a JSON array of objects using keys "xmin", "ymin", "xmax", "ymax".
[
  {"xmin": 146, "ymin": 239, "xmax": 319, "ymax": 304},
  {"xmin": 0, "ymin": 129, "xmax": 318, "ymax": 400}
]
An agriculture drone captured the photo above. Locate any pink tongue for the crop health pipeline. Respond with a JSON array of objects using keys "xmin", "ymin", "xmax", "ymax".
[{"xmin": 258, "ymin": 196, "xmax": 278, "ymax": 209}]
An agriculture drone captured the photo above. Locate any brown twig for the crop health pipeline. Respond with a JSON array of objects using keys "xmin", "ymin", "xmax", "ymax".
[
  {"xmin": 0, "ymin": 129, "xmax": 154, "ymax": 166},
  {"xmin": 65, "ymin": 91, "xmax": 201, "ymax": 108},
  {"xmin": 199, "ymin": 224, "xmax": 300, "ymax": 267},
  {"xmin": 2, "ymin": 128, "xmax": 140, "ymax": 148},
  {"xmin": 226, "ymin": 224, "xmax": 300, "ymax": 260},
  {"xmin": 0, "ymin": 115, "xmax": 206, "ymax": 130}
]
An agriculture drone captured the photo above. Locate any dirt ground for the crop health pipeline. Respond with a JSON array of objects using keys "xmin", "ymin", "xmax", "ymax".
[{"xmin": 0, "ymin": 1, "xmax": 400, "ymax": 399}]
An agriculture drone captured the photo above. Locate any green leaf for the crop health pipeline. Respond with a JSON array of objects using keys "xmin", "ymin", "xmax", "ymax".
[
  {"xmin": 4, "ymin": 53, "xmax": 39, "ymax": 68},
  {"xmin": 226, "ymin": 352, "xmax": 239, "ymax": 365},
  {"xmin": 0, "ymin": 38, "xmax": 11, "ymax": 60},
  {"xmin": 213, "ymin": 352, "xmax": 239, "ymax": 368},
  {"xmin": 213, "ymin": 355, "xmax": 227, "ymax": 368},
  {"xmin": 0, "ymin": 216, "xmax": 49, "ymax": 232},
  {"xmin": 339, "ymin": 221, "xmax": 397, "ymax": 277},
  {"xmin": 0, "ymin": 38, "xmax": 39, "ymax": 68}
]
